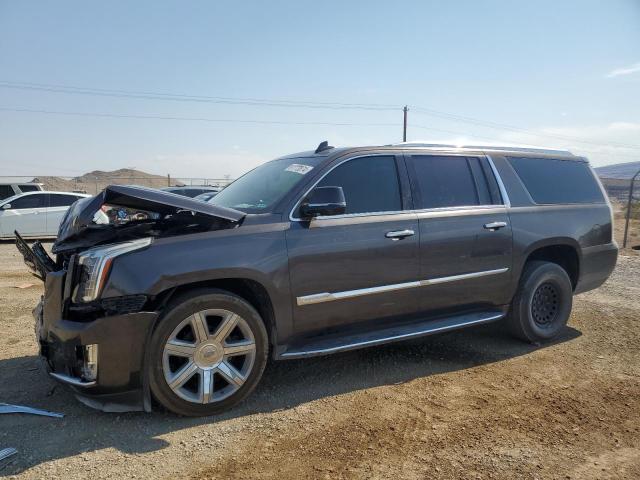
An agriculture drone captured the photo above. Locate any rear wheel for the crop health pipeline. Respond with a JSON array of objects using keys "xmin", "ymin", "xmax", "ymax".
[
  {"xmin": 507, "ymin": 261, "xmax": 573, "ymax": 343},
  {"xmin": 148, "ymin": 289, "xmax": 268, "ymax": 416}
]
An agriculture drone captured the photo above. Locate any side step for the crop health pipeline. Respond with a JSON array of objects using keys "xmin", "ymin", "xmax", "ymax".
[{"xmin": 281, "ymin": 310, "xmax": 505, "ymax": 359}]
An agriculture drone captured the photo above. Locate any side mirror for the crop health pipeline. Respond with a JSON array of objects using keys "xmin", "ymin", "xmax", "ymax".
[
  {"xmin": 300, "ymin": 186, "xmax": 346, "ymax": 219},
  {"xmin": 2, "ymin": 203, "xmax": 11, "ymax": 210}
]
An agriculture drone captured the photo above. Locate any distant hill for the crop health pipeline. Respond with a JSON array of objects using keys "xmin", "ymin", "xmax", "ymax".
[
  {"xmin": 594, "ymin": 162, "xmax": 640, "ymax": 202},
  {"xmin": 33, "ymin": 168, "xmax": 183, "ymax": 195},
  {"xmin": 595, "ymin": 161, "xmax": 640, "ymax": 180}
]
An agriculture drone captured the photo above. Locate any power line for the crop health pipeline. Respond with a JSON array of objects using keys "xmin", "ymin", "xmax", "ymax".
[
  {"xmin": 409, "ymin": 106, "xmax": 640, "ymax": 150},
  {"xmin": 0, "ymin": 106, "xmax": 401, "ymax": 127},
  {"xmin": 409, "ymin": 123, "xmax": 640, "ymax": 160},
  {"xmin": 2, "ymin": 79, "xmax": 638, "ymax": 152},
  {"xmin": 0, "ymin": 80, "xmax": 398, "ymax": 111},
  {"xmin": 1, "ymin": 105, "xmax": 637, "ymax": 160}
]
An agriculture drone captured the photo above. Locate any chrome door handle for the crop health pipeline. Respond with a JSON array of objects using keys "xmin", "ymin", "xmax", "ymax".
[
  {"xmin": 484, "ymin": 221, "xmax": 507, "ymax": 230},
  {"xmin": 385, "ymin": 229, "xmax": 415, "ymax": 240}
]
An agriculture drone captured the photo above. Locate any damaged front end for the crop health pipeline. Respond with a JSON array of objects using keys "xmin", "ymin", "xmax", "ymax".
[
  {"xmin": 53, "ymin": 184, "xmax": 245, "ymax": 255},
  {"xmin": 15, "ymin": 185, "xmax": 245, "ymax": 412}
]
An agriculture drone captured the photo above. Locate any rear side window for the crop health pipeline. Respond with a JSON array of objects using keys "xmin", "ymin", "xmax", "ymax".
[
  {"xmin": 10, "ymin": 194, "xmax": 47, "ymax": 209},
  {"xmin": 408, "ymin": 156, "xmax": 498, "ymax": 209},
  {"xmin": 316, "ymin": 156, "xmax": 402, "ymax": 214},
  {"xmin": 49, "ymin": 194, "xmax": 82, "ymax": 207},
  {"xmin": 507, "ymin": 157, "xmax": 604, "ymax": 204},
  {"xmin": 18, "ymin": 184, "xmax": 40, "ymax": 192},
  {"xmin": 0, "ymin": 185, "xmax": 13, "ymax": 200}
]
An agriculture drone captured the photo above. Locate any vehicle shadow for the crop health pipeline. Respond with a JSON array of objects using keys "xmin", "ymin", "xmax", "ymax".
[{"xmin": 0, "ymin": 323, "xmax": 581, "ymax": 475}]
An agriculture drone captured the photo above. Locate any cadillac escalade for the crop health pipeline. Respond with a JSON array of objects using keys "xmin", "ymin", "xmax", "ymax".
[{"xmin": 16, "ymin": 141, "xmax": 618, "ymax": 416}]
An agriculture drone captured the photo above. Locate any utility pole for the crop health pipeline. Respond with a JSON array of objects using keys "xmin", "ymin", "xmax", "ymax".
[{"xmin": 402, "ymin": 105, "xmax": 408, "ymax": 142}]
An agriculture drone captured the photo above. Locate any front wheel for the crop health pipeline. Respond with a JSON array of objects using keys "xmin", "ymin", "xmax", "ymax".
[
  {"xmin": 148, "ymin": 289, "xmax": 268, "ymax": 416},
  {"xmin": 507, "ymin": 261, "xmax": 573, "ymax": 343}
]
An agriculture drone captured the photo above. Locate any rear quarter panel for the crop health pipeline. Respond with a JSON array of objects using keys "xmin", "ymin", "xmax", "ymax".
[{"xmin": 490, "ymin": 154, "xmax": 616, "ymax": 296}]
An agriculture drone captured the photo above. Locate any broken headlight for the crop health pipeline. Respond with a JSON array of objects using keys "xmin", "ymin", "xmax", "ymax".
[{"xmin": 73, "ymin": 238, "xmax": 152, "ymax": 303}]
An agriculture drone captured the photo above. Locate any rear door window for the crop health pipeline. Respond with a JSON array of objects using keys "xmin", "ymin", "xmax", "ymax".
[
  {"xmin": 0, "ymin": 185, "xmax": 14, "ymax": 200},
  {"xmin": 507, "ymin": 157, "xmax": 604, "ymax": 204},
  {"xmin": 408, "ymin": 155, "xmax": 498, "ymax": 209},
  {"xmin": 10, "ymin": 194, "xmax": 48, "ymax": 209},
  {"xmin": 49, "ymin": 194, "xmax": 82, "ymax": 207},
  {"xmin": 315, "ymin": 156, "xmax": 402, "ymax": 215}
]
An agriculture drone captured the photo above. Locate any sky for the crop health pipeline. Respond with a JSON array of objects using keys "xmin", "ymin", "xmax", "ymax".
[{"xmin": 0, "ymin": 0, "xmax": 639, "ymax": 179}]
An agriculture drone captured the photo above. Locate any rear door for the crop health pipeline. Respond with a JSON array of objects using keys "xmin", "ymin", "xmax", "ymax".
[
  {"xmin": 405, "ymin": 153, "xmax": 513, "ymax": 313},
  {"xmin": 0, "ymin": 193, "xmax": 48, "ymax": 237},
  {"xmin": 46, "ymin": 193, "xmax": 84, "ymax": 236},
  {"xmin": 286, "ymin": 154, "xmax": 420, "ymax": 336}
]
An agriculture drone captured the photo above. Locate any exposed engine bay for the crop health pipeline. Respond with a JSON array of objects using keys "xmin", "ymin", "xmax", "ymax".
[
  {"xmin": 16, "ymin": 185, "xmax": 245, "ymax": 275},
  {"xmin": 52, "ymin": 184, "xmax": 245, "ymax": 256}
]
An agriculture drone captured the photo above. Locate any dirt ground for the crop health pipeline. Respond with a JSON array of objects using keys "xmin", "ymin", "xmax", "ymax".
[{"xmin": 1, "ymin": 236, "xmax": 639, "ymax": 479}]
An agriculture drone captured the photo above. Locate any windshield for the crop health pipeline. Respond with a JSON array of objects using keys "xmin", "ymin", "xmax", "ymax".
[{"xmin": 211, "ymin": 157, "xmax": 321, "ymax": 213}]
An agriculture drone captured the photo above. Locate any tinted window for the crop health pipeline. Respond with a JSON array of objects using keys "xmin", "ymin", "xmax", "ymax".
[
  {"xmin": 316, "ymin": 156, "xmax": 401, "ymax": 214},
  {"xmin": 213, "ymin": 156, "xmax": 322, "ymax": 213},
  {"xmin": 181, "ymin": 189, "xmax": 203, "ymax": 197},
  {"xmin": 49, "ymin": 194, "xmax": 82, "ymax": 207},
  {"xmin": 10, "ymin": 194, "xmax": 47, "ymax": 209},
  {"xmin": 0, "ymin": 185, "xmax": 13, "ymax": 200},
  {"xmin": 409, "ymin": 156, "xmax": 485, "ymax": 209},
  {"xmin": 508, "ymin": 157, "xmax": 604, "ymax": 204},
  {"xmin": 18, "ymin": 184, "xmax": 40, "ymax": 192}
]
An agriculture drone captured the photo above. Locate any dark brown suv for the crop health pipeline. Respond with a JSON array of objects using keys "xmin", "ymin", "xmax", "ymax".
[{"xmin": 17, "ymin": 142, "xmax": 617, "ymax": 416}]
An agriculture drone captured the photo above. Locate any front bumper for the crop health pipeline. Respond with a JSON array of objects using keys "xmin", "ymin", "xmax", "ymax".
[{"xmin": 37, "ymin": 270, "xmax": 158, "ymax": 412}]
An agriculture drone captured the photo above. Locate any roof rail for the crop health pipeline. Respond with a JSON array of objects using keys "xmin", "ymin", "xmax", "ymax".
[{"xmin": 391, "ymin": 141, "xmax": 573, "ymax": 156}]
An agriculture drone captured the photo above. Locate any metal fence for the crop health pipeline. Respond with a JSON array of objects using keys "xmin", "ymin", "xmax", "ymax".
[
  {"xmin": 622, "ymin": 169, "xmax": 640, "ymax": 249},
  {"xmin": 0, "ymin": 175, "xmax": 234, "ymax": 195}
]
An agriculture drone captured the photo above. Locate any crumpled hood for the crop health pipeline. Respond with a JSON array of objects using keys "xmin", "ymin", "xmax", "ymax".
[{"xmin": 53, "ymin": 185, "xmax": 245, "ymax": 254}]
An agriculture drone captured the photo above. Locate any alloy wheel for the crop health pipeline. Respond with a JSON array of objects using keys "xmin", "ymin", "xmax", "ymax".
[{"xmin": 162, "ymin": 308, "xmax": 256, "ymax": 404}]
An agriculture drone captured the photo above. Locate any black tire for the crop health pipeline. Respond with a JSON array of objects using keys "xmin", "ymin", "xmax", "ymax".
[
  {"xmin": 506, "ymin": 261, "xmax": 573, "ymax": 343},
  {"xmin": 148, "ymin": 289, "xmax": 268, "ymax": 416}
]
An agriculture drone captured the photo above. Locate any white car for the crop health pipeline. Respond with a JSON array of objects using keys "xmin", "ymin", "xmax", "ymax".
[{"xmin": 0, "ymin": 191, "xmax": 91, "ymax": 239}]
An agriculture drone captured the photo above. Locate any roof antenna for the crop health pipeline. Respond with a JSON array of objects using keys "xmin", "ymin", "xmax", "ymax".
[{"xmin": 315, "ymin": 140, "xmax": 334, "ymax": 154}]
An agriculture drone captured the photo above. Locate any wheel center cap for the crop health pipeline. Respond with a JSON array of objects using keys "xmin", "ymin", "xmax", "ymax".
[{"xmin": 195, "ymin": 342, "xmax": 223, "ymax": 368}]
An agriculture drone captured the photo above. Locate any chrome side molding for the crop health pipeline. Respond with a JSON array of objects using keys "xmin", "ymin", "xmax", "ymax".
[
  {"xmin": 420, "ymin": 267, "xmax": 508, "ymax": 286},
  {"xmin": 296, "ymin": 268, "xmax": 509, "ymax": 306}
]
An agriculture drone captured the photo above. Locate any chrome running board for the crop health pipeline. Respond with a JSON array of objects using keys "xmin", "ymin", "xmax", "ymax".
[{"xmin": 281, "ymin": 310, "xmax": 505, "ymax": 359}]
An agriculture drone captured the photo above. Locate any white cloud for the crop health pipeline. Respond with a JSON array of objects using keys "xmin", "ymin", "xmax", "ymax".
[{"xmin": 605, "ymin": 62, "xmax": 640, "ymax": 78}]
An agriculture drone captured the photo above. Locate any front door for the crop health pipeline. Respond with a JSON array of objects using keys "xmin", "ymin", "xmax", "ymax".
[
  {"xmin": 286, "ymin": 155, "xmax": 420, "ymax": 336},
  {"xmin": 405, "ymin": 154, "xmax": 513, "ymax": 313}
]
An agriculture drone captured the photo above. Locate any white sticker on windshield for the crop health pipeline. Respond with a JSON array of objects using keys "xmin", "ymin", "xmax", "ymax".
[{"xmin": 285, "ymin": 164, "xmax": 314, "ymax": 175}]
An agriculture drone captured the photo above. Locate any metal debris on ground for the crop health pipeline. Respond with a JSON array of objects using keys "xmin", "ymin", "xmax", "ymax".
[{"xmin": 0, "ymin": 403, "xmax": 64, "ymax": 418}]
